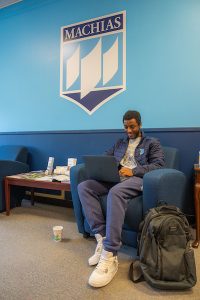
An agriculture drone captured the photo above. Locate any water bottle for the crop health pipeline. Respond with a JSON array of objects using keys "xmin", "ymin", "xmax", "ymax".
[{"xmin": 45, "ymin": 157, "xmax": 54, "ymax": 175}]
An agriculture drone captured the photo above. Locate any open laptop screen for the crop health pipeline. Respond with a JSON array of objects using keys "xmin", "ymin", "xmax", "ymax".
[{"xmin": 83, "ymin": 155, "xmax": 121, "ymax": 183}]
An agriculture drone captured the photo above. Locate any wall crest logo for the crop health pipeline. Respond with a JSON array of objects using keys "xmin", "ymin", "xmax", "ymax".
[{"xmin": 60, "ymin": 11, "xmax": 126, "ymax": 114}]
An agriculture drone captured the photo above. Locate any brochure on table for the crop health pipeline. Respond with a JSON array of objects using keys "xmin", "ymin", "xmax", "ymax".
[
  {"xmin": 10, "ymin": 157, "xmax": 77, "ymax": 182},
  {"xmin": 11, "ymin": 171, "xmax": 70, "ymax": 183}
]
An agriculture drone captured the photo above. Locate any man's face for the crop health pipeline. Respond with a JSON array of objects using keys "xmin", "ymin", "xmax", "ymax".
[{"xmin": 123, "ymin": 118, "xmax": 141, "ymax": 139}]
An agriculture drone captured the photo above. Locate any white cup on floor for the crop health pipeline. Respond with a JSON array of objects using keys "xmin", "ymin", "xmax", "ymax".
[{"xmin": 53, "ymin": 225, "xmax": 63, "ymax": 242}]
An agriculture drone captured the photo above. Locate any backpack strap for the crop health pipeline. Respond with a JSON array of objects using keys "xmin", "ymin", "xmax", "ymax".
[{"xmin": 129, "ymin": 260, "xmax": 144, "ymax": 283}]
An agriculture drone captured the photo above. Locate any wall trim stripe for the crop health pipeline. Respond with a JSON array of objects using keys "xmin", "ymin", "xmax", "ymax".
[{"xmin": 0, "ymin": 127, "xmax": 200, "ymax": 135}]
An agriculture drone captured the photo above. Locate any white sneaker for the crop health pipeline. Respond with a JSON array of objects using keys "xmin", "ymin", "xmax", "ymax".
[
  {"xmin": 88, "ymin": 234, "xmax": 105, "ymax": 266},
  {"xmin": 88, "ymin": 249, "xmax": 119, "ymax": 287}
]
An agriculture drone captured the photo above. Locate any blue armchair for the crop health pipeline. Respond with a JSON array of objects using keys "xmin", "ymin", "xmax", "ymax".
[
  {"xmin": 0, "ymin": 145, "xmax": 29, "ymax": 212},
  {"xmin": 70, "ymin": 146, "xmax": 187, "ymax": 248}
]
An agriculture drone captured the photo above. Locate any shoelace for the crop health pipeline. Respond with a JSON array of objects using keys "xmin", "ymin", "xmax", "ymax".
[{"xmin": 95, "ymin": 256, "xmax": 114, "ymax": 273}]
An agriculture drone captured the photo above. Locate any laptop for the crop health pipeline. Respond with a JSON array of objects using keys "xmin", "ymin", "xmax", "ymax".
[{"xmin": 83, "ymin": 155, "xmax": 127, "ymax": 183}]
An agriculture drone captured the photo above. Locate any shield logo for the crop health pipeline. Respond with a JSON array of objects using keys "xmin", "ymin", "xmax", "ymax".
[{"xmin": 60, "ymin": 11, "xmax": 126, "ymax": 115}]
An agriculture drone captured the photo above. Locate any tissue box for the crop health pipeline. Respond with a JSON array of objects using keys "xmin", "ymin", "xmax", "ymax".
[{"xmin": 54, "ymin": 166, "xmax": 69, "ymax": 175}]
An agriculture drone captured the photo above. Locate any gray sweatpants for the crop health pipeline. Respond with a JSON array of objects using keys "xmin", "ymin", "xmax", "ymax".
[{"xmin": 77, "ymin": 176, "xmax": 143, "ymax": 254}]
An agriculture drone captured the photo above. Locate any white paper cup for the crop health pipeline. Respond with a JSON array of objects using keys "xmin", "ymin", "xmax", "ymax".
[
  {"xmin": 53, "ymin": 225, "xmax": 63, "ymax": 242},
  {"xmin": 68, "ymin": 158, "xmax": 77, "ymax": 168}
]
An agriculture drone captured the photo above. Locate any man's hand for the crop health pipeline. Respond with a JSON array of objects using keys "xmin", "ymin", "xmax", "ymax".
[{"xmin": 119, "ymin": 167, "xmax": 134, "ymax": 177}]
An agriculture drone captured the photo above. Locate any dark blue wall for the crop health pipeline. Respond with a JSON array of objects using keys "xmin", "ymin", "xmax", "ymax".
[{"xmin": 0, "ymin": 128, "xmax": 199, "ymax": 216}]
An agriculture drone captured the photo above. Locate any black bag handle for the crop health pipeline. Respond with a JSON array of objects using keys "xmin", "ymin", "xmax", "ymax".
[{"xmin": 129, "ymin": 260, "xmax": 144, "ymax": 283}]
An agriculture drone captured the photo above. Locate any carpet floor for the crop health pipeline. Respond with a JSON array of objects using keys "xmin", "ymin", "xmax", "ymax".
[{"xmin": 0, "ymin": 200, "xmax": 199, "ymax": 300}]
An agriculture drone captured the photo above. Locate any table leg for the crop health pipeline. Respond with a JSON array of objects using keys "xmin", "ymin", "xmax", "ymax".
[
  {"xmin": 5, "ymin": 179, "xmax": 10, "ymax": 216},
  {"xmin": 192, "ymin": 184, "xmax": 200, "ymax": 248},
  {"xmin": 31, "ymin": 188, "xmax": 35, "ymax": 205}
]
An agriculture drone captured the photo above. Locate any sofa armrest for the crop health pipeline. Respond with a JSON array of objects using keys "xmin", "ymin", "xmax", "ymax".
[
  {"xmin": 70, "ymin": 163, "xmax": 88, "ymax": 185},
  {"xmin": 0, "ymin": 160, "xmax": 29, "ymax": 212},
  {"xmin": 142, "ymin": 168, "xmax": 186, "ymax": 214},
  {"xmin": 0, "ymin": 160, "xmax": 29, "ymax": 177},
  {"xmin": 0, "ymin": 146, "xmax": 28, "ymax": 163},
  {"xmin": 70, "ymin": 164, "xmax": 89, "ymax": 234}
]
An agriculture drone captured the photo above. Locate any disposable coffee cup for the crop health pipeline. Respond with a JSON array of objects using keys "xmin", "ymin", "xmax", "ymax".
[
  {"xmin": 68, "ymin": 158, "xmax": 77, "ymax": 168},
  {"xmin": 53, "ymin": 225, "xmax": 63, "ymax": 242}
]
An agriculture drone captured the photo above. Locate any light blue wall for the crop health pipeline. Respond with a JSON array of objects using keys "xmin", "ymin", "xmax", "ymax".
[{"xmin": 0, "ymin": 0, "xmax": 200, "ymax": 132}]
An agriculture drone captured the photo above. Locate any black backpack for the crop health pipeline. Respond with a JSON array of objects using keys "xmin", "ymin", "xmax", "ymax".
[{"xmin": 129, "ymin": 205, "xmax": 197, "ymax": 290}]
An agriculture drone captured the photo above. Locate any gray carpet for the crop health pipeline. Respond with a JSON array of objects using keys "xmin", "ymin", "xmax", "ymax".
[{"xmin": 0, "ymin": 200, "xmax": 199, "ymax": 300}]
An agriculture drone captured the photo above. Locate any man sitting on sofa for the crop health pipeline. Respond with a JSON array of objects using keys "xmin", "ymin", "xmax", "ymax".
[{"xmin": 78, "ymin": 110, "xmax": 165, "ymax": 288}]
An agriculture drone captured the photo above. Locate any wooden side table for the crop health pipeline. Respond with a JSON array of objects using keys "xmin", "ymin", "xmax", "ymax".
[
  {"xmin": 5, "ymin": 173, "xmax": 70, "ymax": 216},
  {"xmin": 192, "ymin": 164, "xmax": 200, "ymax": 248}
]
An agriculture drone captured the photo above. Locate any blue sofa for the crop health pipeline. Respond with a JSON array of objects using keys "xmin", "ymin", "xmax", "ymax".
[
  {"xmin": 70, "ymin": 146, "xmax": 187, "ymax": 248},
  {"xmin": 0, "ymin": 145, "xmax": 29, "ymax": 212}
]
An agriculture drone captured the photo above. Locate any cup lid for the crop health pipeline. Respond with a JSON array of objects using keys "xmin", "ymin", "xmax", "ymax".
[{"xmin": 53, "ymin": 225, "xmax": 63, "ymax": 230}]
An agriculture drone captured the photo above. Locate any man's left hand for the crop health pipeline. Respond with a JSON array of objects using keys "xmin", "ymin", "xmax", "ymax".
[{"xmin": 119, "ymin": 167, "xmax": 134, "ymax": 177}]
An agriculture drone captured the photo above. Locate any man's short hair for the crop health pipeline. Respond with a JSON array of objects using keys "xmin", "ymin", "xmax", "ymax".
[{"xmin": 123, "ymin": 110, "xmax": 141, "ymax": 125}]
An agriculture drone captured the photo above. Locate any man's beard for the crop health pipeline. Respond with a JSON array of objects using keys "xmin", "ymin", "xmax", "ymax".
[{"xmin": 129, "ymin": 130, "xmax": 141, "ymax": 139}]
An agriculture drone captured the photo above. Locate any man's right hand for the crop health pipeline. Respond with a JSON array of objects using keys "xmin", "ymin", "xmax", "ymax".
[{"xmin": 119, "ymin": 167, "xmax": 134, "ymax": 177}]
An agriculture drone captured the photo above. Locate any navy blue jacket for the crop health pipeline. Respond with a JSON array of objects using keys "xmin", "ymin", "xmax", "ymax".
[{"xmin": 104, "ymin": 133, "xmax": 165, "ymax": 178}]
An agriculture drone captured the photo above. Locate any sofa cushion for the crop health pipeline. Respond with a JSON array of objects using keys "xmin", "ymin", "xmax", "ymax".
[{"xmin": 0, "ymin": 146, "xmax": 28, "ymax": 163}]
